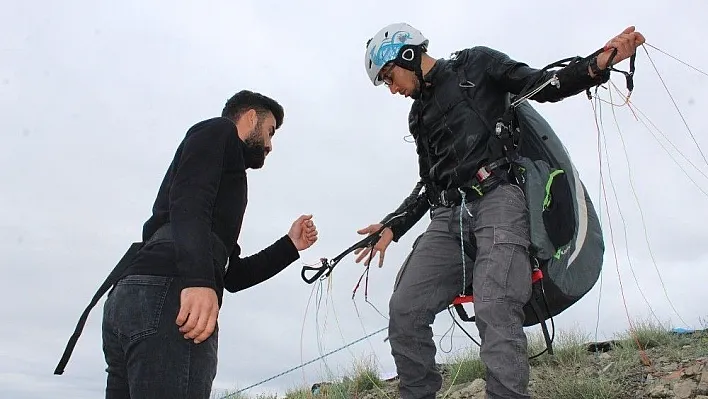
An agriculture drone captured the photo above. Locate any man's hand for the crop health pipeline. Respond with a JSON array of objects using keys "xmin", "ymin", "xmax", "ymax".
[
  {"xmin": 597, "ymin": 26, "xmax": 646, "ymax": 70},
  {"xmin": 353, "ymin": 223, "xmax": 394, "ymax": 268},
  {"xmin": 176, "ymin": 287, "xmax": 219, "ymax": 344},
  {"xmin": 288, "ymin": 214, "xmax": 318, "ymax": 251}
]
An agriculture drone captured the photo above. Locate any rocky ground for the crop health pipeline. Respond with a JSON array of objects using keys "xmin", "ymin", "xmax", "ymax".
[
  {"xmin": 220, "ymin": 322, "xmax": 708, "ymax": 399},
  {"xmin": 305, "ymin": 324, "xmax": 708, "ymax": 399}
]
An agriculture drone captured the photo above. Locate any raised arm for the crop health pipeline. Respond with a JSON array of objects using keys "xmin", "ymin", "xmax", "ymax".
[
  {"xmin": 471, "ymin": 46, "xmax": 611, "ymax": 103},
  {"xmin": 473, "ymin": 27, "xmax": 645, "ymax": 103}
]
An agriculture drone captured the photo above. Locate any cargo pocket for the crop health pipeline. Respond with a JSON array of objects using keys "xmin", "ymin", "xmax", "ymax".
[
  {"xmin": 478, "ymin": 225, "xmax": 532, "ymax": 305},
  {"xmin": 108, "ymin": 275, "xmax": 172, "ymax": 342},
  {"xmin": 542, "ymin": 169, "xmax": 576, "ymax": 253},
  {"xmin": 393, "ymin": 233, "xmax": 424, "ymax": 292}
]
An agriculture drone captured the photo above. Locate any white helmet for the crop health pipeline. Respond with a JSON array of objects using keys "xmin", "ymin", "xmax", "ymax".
[{"xmin": 364, "ymin": 23, "xmax": 429, "ymax": 86}]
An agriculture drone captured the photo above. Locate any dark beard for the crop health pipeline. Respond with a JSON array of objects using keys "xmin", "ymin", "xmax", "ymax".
[
  {"xmin": 409, "ymin": 78, "xmax": 422, "ymax": 100},
  {"xmin": 243, "ymin": 130, "xmax": 266, "ymax": 169}
]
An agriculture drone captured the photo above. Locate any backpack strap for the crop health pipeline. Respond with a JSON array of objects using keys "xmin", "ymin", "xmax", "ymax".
[
  {"xmin": 451, "ymin": 50, "xmax": 496, "ymax": 136},
  {"xmin": 451, "ymin": 50, "xmax": 520, "ymax": 180}
]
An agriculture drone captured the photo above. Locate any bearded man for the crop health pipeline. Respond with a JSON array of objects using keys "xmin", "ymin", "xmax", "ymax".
[{"xmin": 55, "ymin": 89, "xmax": 319, "ymax": 399}]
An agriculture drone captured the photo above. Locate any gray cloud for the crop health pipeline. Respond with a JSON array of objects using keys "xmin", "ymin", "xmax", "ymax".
[{"xmin": 2, "ymin": 0, "xmax": 708, "ymax": 397}]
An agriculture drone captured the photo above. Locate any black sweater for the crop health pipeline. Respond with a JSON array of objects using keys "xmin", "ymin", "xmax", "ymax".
[{"xmin": 122, "ymin": 117, "xmax": 300, "ymax": 303}]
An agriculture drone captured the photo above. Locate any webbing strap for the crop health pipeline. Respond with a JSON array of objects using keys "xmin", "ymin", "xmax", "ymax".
[
  {"xmin": 53, "ymin": 241, "xmax": 143, "ymax": 375},
  {"xmin": 53, "ymin": 224, "xmax": 227, "ymax": 375},
  {"xmin": 432, "ymin": 159, "xmax": 510, "ymax": 207}
]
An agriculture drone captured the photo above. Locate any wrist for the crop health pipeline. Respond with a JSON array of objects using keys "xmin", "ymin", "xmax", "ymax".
[
  {"xmin": 284, "ymin": 233, "xmax": 300, "ymax": 251},
  {"xmin": 587, "ymin": 54, "xmax": 607, "ymax": 79},
  {"xmin": 595, "ymin": 52, "xmax": 609, "ymax": 70}
]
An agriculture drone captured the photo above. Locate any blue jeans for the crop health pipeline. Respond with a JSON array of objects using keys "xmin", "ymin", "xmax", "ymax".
[{"xmin": 102, "ymin": 275, "xmax": 219, "ymax": 399}]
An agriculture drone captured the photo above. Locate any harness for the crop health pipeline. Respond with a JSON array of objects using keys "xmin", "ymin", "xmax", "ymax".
[
  {"xmin": 427, "ymin": 157, "xmax": 511, "ymax": 207},
  {"xmin": 442, "ymin": 46, "xmax": 637, "ymax": 357},
  {"xmin": 301, "ymin": 46, "xmax": 637, "ymax": 360}
]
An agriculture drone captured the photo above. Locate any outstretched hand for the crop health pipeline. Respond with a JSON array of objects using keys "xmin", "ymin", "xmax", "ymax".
[
  {"xmin": 288, "ymin": 214, "xmax": 318, "ymax": 251},
  {"xmin": 598, "ymin": 26, "xmax": 646, "ymax": 69},
  {"xmin": 353, "ymin": 223, "xmax": 394, "ymax": 268}
]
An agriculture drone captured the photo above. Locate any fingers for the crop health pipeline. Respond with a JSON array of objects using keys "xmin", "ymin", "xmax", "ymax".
[
  {"xmin": 301, "ymin": 218, "xmax": 318, "ymax": 243},
  {"xmin": 181, "ymin": 302, "xmax": 216, "ymax": 342},
  {"xmin": 193, "ymin": 307, "xmax": 218, "ymax": 344},
  {"xmin": 357, "ymin": 224, "xmax": 381, "ymax": 235},
  {"xmin": 355, "ymin": 244, "xmax": 388, "ymax": 267},
  {"xmin": 600, "ymin": 28, "xmax": 644, "ymax": 69},
  {"xmin": 178, "ymin": 308, "xmax": 199, "ymax": 335},
  {"xmin": 365, "ymin": 247, "xmax": 379, "ymax": 266},
  {"xmin": 372, "ymin": 240, "xmax": 388, "ymax": 267},
  {"xmin": 176, "ymin": 288, "xmax": 218, "ymax": 344},
  {"xmin": 355, "ymin": 246, "xmax": 372, "ymax": 263},
  {"xmin": 292, "ymin": 214, "xmax": 313, "ymax": 229},
  {"xmin": 635, "ymin": 31, "xmax": 646, "ymax": 46},
  {"xmin": 176, "ymin": 300, "xmax": 190, "ymax": 327},
  {"xmin": 622, "ymin": 25, "xmax": 635, "ymax": 34}
]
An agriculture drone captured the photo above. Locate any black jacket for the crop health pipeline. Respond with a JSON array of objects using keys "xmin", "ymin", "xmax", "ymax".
[
  {"xmin": 122, "ymin": 117, "xmax": 300, "ymax": 304},
  {"xmin": 380, "ymin": 46, "xmax": 611, "ymax": 241}
]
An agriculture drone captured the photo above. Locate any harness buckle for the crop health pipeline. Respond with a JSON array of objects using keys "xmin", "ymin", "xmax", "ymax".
[
  {"xmin": 440, "ymin": 190, "xmax": 449, "ymax": 207},
  {"xmin": 476, "ymin": 165, "xmax": 492, "ymax": 182}
]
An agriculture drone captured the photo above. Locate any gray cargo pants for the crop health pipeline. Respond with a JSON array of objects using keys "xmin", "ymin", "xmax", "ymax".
[{"xmin": 388, "ymin": 182, "xmax": 533, "ymax": 399}]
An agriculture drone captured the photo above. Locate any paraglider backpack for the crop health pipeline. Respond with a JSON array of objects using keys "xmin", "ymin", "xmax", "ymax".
[{"xmin": 448, "ymin": 47, "xmax": 606, "ymax": 330}]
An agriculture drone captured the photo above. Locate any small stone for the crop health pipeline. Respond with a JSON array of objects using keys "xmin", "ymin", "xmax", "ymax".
[
  {"xmin": 673, "ymin": 379, "xmax": 697, "ymax": 399},
  {"xmin": 697, "ymin": 371, "xmax": 708, "ymax": 394},
  {"xmin": 646, "ymin": 374, "xmax": 655, "ymax": 383},
  {"xmin": 649, "ymin": 384, "xmax": 672, "ymax": 398},
  {"xmin": 662, "ymin": 363, "xmax": 680, "ymax": 372},
  {"xmin": 443, "ymin": 379, "xmax": 486, "ymax": 399},
  {"xmin": 684, "ymin": 364, "xmax": 702, "ymax": 377}
]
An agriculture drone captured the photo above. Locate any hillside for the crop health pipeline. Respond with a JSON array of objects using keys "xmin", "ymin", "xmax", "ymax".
[{"xmin": 217, "ymin": 319, "xmax": 708, "ymax": 399}]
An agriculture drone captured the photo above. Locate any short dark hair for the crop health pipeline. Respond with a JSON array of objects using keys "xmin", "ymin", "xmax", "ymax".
[{"xmin": 221, "ymin": 90, "xmax": 284, "ymax": 129}]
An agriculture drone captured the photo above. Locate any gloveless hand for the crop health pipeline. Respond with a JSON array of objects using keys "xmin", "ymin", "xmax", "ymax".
[
  {"xmin": 597, "ymin": 26, "xmax": 646, "ymax": 69},
  {"xmin": 353, "ymin": 223, "xmax": 394, "ymax": 268},
  {"xmin": 288, "ymin": 214, "xmax": 318, "ymax": 250},
  {"xmin": 176, "ymin": 286, "xmax": 219, "ymax": 344}
]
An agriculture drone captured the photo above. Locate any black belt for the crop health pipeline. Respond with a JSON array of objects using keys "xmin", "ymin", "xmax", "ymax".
[
  {"xmin": 53, "ymin": 224, "xmax": 227, "ymax": 375},
  {"xmin": 430, "ymin": 158, "xmax": 511, "ymax": 207}
]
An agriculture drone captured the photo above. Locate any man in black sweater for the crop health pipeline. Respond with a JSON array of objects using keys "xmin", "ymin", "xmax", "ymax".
[{"xmin": 62, "ymin": 90, "xmax": 318, "ymax": 398}]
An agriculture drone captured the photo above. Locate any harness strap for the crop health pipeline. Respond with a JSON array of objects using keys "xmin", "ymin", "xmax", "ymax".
[
  {"xmin": 53, "ymin": 224, "xmax": 227, "ymax": 375},
  {"xmin": 53, "ymin": 241, "xmax": 143, "ymax": 375},
  {"xmin": 430, "ymin": 158, "xmax": 511, "ymax": 207},
  {"xmin": 450, "ymin": 267, "xmax": 554, "ymax": 356}
]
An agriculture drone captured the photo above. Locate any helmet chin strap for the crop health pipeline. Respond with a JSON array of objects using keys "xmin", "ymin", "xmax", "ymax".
[{"xmin": 393, "ymin": 44, "xmax": 426, "ymax": 98}]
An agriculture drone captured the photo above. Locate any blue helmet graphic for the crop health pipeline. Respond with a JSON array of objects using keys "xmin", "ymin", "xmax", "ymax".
[{"xmin": 364, "ymin": 23, "xmax": 429, "ymax": 86}]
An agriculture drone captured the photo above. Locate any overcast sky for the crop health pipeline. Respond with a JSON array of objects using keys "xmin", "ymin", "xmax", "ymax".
[{"xmin": 2, "ymin": 0, "xmax": 707, "ymax": 398}]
